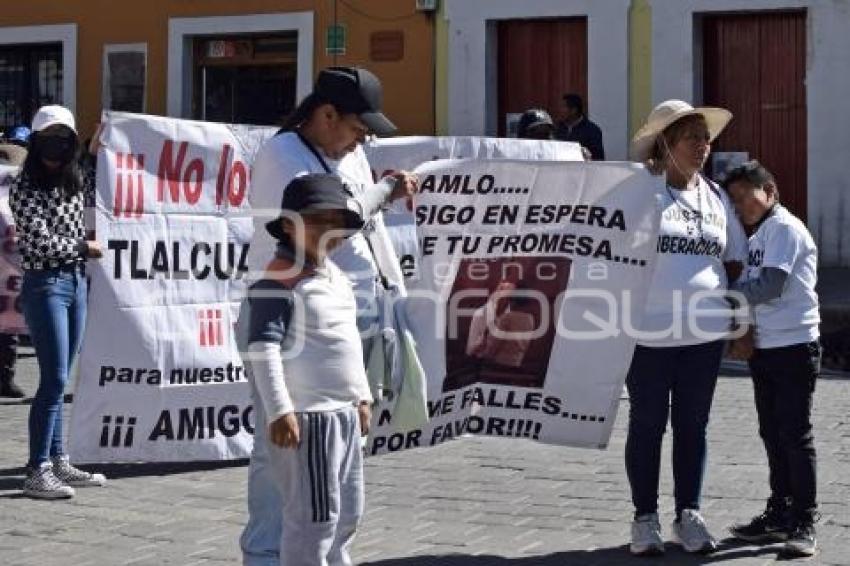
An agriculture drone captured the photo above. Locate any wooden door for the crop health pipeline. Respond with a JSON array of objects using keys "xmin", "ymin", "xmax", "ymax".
[
  {"xmin": 497, "ymin": 18, "xmax": 588, "ymax": 137},
  {"xmin": 703, "ymin": 11, "xmax": 807, "ymax": 220}
]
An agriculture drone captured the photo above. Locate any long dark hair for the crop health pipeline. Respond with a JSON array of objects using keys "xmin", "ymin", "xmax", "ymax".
[
  {"xmin": 278, "ymin": 92, "xmax": 351, "ymax": 133},
  {"xmin": 22, "ymin": 130, "xmax": 85, "ymax": 195}
]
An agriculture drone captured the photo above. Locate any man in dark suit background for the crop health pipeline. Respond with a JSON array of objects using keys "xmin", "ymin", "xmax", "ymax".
[{"xmin": 555, "ymin": 93, "xmax": 605, "ymax": 161}]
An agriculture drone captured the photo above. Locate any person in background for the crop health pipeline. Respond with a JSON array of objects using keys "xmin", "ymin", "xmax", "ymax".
[
  {"xmin": 625, "ymin": 99, "xmax": 748, "ymax": 556},
  {"xmin": 0, "ymin": 126, "xmax": 31, "ymax": 398},
  {"xmin": 724, "ymin": 161, "xmax": 821, "ymax": 558},
  {"xmin": 9, "ymin": 106, "xmax": 106, "ymax": 499},
  {"xmin": 0, "ymin": 126, "xmax": 31, "ymax": 168},
  {"xmin": 555, "ymin": 93, "xmax": 605, "ymax": 160},
  {"xmin": 516, "ymin": 109, "xmax": 555, "ymax": 140}
]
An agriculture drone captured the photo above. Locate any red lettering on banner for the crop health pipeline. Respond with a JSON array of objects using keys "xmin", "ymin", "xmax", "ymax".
[
  {"xmin": 114, "ymin": 151, "xmax": 145, "ymax": 218},
  {"xmin": 215, "ymin": 145, "xmax": 230, "ymax": 206},
  {"xmin": 215, "ymin": 144, "xmax": 248, "ymax": 207},
  {"xmin": 155, "ymin": 140, "xmax": 247, "ymax": 208},
  {"xmin": 156, "ymin": 140, "xmax": 204, "ymax": 205},
  {"xmin": 198, "ymin": 308, "xmax": 224, "ymax": 347},
  {"xmin": 228, "ymin": 160, "xmax": 248, "ymax": 206}
]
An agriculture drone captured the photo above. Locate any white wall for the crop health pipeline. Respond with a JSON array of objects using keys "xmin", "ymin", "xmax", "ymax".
[
  {"xmin": 0, "ymin": 24, "xmax": 77, "ymax": 115},
  {"xmin": 650, "ymin": 0, "xmax": 850, "ymax": 267},
  {"xmin": 167, "ymin": 12, "xmax": 314, "ymax": 120},
  {"xmin": 445, "ymin": 0, "xmax": 632, "ymax": 161}
]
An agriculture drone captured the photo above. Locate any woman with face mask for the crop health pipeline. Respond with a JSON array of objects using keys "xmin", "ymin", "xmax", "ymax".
[{"xmin": 9, "ymin": 105, "xmax": 106, "ymax": 499}]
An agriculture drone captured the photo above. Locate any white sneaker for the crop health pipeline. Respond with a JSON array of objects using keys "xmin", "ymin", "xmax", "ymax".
[
  {"xmin": 673, "ymin": 509, "xmax": 718, "ymax": 554},
  {"xmin": 23, "ymin": 462, "xmax": 75, "ymax": 500},
  {"xmin": 52, "ymin": 455, "xmax": 107, "ymax": 487},
  {"xmin": 630, "ymin": 513, "xmax": 665, "ymax": 556}
]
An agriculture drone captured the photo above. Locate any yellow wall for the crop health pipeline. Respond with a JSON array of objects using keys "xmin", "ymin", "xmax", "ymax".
[
  {"xmin": 0, "ymin": 0, "xmax": 435, "ymax": 139},
  {"xmin": 629, "ymin": 0, "xmax": 653, "ymax": 139},
  {"xmin": 315, "ymin": 1, "xmax": 436, "ymax": 136}
]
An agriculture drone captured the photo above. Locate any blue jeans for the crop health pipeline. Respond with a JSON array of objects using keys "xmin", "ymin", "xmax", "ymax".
[
  {"xmin": 240, "ymin": 381, "xmax": 284, "ymax": 566},
  {"xmin": 625, "ymin": 340, "xmax": 724, "ymax": 518},
  {"xmin": 21, "ymin": 266, "xmax": 87, "ymax": 468}
]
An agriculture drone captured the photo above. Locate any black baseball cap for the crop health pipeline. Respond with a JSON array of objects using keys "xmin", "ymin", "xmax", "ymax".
[
  {"xmin": 265, "ymin": 174, "xmax": 365, "ymax": 241},
  {"xmin": 517, "ymin": 109, "xmax": 554, "ymax": 138},
  {"xmin": 314, "ymin": 67, "xmax": 397, "ymax": 136}
]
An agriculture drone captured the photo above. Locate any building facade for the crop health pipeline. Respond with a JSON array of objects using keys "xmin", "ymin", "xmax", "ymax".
[
  {"xmin": 3, "ymin": 0, "xmax": 850, "ymax": 266},
  {"xmin": 437, "ymin": 0, "xmax": 850, "ymax": 267},
  {"xmin": 0, "ymin": 0, "xmax": 436, "ymax": 139}
]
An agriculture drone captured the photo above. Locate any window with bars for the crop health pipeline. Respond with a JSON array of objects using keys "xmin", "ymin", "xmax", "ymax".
[
  {"xmin": 103, "ymin": 44, "xmax": 147, "ymax": 113},
  {"xmin": 0, "ymin": 43, "xmax": 63, "ymax": 131}
]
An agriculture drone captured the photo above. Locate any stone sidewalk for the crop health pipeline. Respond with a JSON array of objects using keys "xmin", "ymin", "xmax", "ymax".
[{"xmin": 1, "ymin": 351, "xmax": 848, "ymax": 566}]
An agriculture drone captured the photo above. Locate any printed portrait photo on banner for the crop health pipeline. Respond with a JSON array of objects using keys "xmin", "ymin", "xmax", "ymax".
[{"xmin": 442, "ymin": 256, "xmax": 571, "ymax": 392}]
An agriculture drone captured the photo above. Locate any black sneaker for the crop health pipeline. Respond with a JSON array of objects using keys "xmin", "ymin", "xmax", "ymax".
[
  {"xmin": 782, "ymin": 517, "xmax": 818, "ymax": 558},
  {"xmin": 729, "ymin": 502, "xmax": 790, "ymax": 544}
]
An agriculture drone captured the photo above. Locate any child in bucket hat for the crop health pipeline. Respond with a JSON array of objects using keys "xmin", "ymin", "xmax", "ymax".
[{"xmin": 238, "ymin": 173, "xmax": 372, "ymax": 566}]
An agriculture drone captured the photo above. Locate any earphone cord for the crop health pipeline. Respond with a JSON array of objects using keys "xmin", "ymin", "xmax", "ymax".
[{"xmin": 660, "ymin": 136, "xmax": 704, "ymax": 236}]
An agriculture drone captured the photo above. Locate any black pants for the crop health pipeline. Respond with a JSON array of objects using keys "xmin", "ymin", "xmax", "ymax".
[
  {"xmin": 625, "ymin": 341, "xmax": 724, "ymax": 517},
  {"xmin": 748, "ymin": 341, "xmax": 820, "ymax": 520}
]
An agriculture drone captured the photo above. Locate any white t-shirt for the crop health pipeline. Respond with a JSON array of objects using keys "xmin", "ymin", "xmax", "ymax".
[
  {"xmin": 743, "ymin": 205, "xmax": 820, "ymax": 348},
  {"xmin": 638, "ymin": 176, "xmax": 749, "ymax": 347},
  {"xmin": 247, "ymin": 132, "xmax": 401, "ymax": 299},
  {"xmin": 242, "ymin": 259, "xmax": 373, "ymax": 420}
]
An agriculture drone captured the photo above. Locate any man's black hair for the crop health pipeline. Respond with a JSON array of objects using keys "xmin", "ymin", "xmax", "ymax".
[{"xmin": 563, "ymin": 93, "xmax": 584, "ymax": 114}]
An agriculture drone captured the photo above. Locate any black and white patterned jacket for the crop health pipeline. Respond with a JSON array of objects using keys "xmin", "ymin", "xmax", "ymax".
[{"xmin": 8, "ymin": 168, "xmax": 94, "ymax": 271}]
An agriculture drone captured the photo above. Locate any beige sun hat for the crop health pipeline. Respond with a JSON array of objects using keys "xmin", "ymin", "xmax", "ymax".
[{"xmin": 630, "ymin": 99, "xmax": 732, "ymax": 161}]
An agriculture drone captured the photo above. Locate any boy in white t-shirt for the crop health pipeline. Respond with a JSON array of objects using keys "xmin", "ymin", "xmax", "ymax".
[
  {"xmin": 238, "ymin": 174, "xmax": 372, "ymax": 566},
  {"xmin": 724, "ymin": 161, "xmax": 821, "ymax": 559}
]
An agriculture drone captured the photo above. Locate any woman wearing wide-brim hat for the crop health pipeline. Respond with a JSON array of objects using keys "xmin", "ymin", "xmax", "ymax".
[{"xmin": 624, "ymin": 100, "xmax": 748, "ymax": 556}]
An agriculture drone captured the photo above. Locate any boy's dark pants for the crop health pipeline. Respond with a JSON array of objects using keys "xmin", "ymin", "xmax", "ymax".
[{"xmin": 748, "ymin": 341, "xmax": 820, "ymax": 521}]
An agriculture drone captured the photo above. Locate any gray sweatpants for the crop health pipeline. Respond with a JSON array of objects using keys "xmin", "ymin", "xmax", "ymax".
[{"xmin": 267, "ymin": 406, "xmax": 364, "ymax": 566}]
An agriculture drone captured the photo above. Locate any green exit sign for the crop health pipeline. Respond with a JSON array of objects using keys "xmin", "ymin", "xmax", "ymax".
[{"xmin": 326, "ymin": 24, "xmax": 346, "ymax": 55}]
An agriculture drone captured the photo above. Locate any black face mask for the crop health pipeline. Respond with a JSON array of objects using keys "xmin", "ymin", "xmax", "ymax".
[{"xmin": 35, "ymin": 135, "xmax": 77, "ymax": 165}]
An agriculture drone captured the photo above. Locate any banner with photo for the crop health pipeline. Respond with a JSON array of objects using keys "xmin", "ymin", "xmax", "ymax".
[
  {"xmin": 67, "ymin": 112, "xmax": 660, "ymax": 463},
  {"xmin": 367, "ymin": 159, "xmax": 662, "ymax": 455},
  {"xmin": 0, "ymin": 165, "xmax": 26, "ymax": 335}
]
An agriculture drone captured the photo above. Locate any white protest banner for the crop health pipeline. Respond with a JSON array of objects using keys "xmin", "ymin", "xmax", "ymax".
[
  {"xmin": 365, "ymin": 137, "xmax": 584, "ymax": 279},
  {"xmin": 68, "ymin": 112, "xmax": 275, "ymax": 463},
  {"xmin": 366, "ymin": 159, "xmax": 662, "ymax": 455},
  {"xmin": 0, "ymin": 165, "xmax": 26, "ymax": 335},
  {"xmin": 67, "ymin": 113, "xmax": 659, "ymax": 463}
]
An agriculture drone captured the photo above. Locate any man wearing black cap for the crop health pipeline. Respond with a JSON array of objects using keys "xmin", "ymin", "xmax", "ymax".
[
  {"xmin": 239, "ymin": 174, "xmax": 373, "ymax": 566},
  {"xmin": 241, "ymin": 66, "xmax": 416, "ymax": 566}
]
